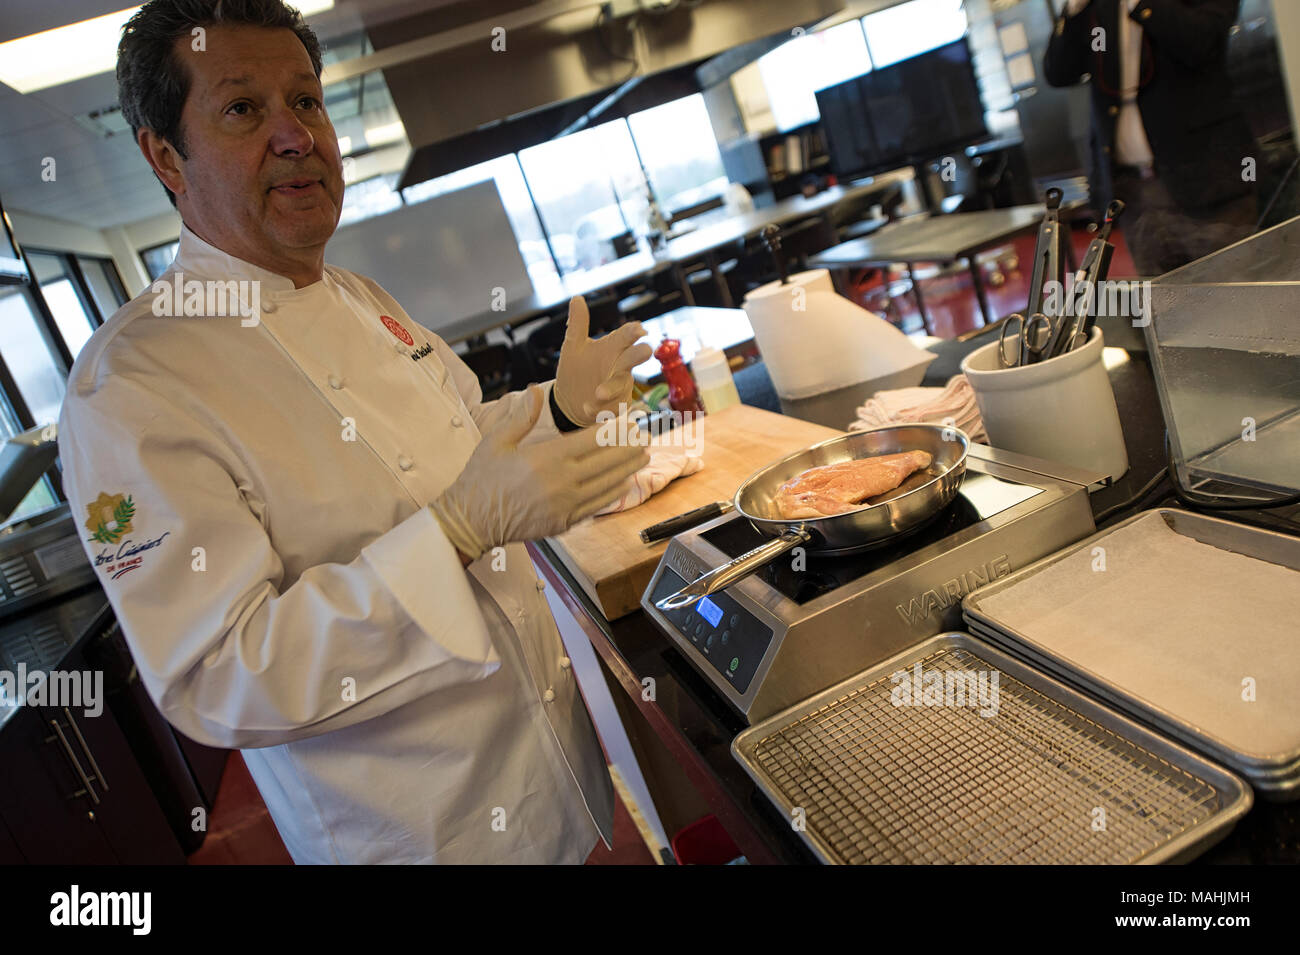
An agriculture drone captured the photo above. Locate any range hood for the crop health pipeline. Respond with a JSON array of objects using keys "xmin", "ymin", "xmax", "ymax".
[{"xmin": 348, "ymin": 0, "xmax": 845, "ymax": 189}]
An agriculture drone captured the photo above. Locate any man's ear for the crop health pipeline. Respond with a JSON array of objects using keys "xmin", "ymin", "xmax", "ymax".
[{"xmin": 138, "ymin": 128, "xmax": 186, "ymax": 201}]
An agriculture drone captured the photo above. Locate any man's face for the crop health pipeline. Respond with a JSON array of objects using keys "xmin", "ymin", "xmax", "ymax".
[{"xmin": 167, "ymin": 24, "xmax": 344, "ymax": 270}]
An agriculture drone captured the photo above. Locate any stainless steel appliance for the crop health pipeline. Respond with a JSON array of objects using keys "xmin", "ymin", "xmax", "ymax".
[
  {"xmin": 731, "ymin": 633, "xmax": 1252, "ymax": 864},
  {"xmin": 642, "ymin": 443, "xmax": 1098, "ymax": 723}
]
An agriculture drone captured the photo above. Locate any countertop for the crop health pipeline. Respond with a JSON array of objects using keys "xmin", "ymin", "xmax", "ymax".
[{"xmin": 531, "ymin": 344, "xmax": 1300, "ymax": 864}]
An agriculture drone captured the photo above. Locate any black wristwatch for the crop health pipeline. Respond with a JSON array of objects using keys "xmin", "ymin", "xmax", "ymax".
[{"xmin": 549, "ymin": 385, "xmax": 583, "ymax": 432}]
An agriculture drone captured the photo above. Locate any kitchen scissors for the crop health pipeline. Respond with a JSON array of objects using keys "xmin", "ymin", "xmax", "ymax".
[{"xmin": 999, "ymin": 311, "xmax": 1057, "ymax": 368}]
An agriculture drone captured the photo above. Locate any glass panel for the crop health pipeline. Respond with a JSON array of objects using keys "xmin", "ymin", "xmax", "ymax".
[
  {"xmin": 862, "ymin": 0, "xmax": 968, "ymax": 68},
  {"xmin": 757, "ymin": 20, "xmax": 872, "ymax": 132},
  {"xmin": 5, "ymin": 480, "xmax": 58, "ymax": 525},
  {"xmin": 338, "ymin": 172, "xmax": 404, "ymax": 227},
  {"xmin": 403, "ymin": 154, "xmax": 558, "ymax": 288},
  {"xmin": 518, "ymin": 121, "xmax": 646, "ymax": 275},
  {"xmin": 76, "ymin": 256, "xmax": 127, "ymax": 319},
  {"xmin": 626, "ymin": 94, "xmax": 728, "ymax": 219},
  {"xmin": 24, "ymin": 252, "xmax": 95, "ymax": 359},
  {"xmin": 0, "ymin": 285, "xmax": 66, "ymax": 428},
  {"xmin": 39, "ymin": 279, "xmax": 95, "ymax": 358},
  {"xmin": 141, "ymin": 241, "xmax": 179, "ymax": 280}
]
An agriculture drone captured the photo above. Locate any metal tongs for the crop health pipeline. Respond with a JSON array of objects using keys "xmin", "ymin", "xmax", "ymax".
[
  {"xmin": 998, "ymin": 191, "xmax": 1125, "ymax": 368},
  {"xmin": 999, "ymin": 187, "xmax": 1068, "ymax": 367},
  {"xmin": 1059, "ymin": 198, "xmax": 1125, "ymax": 353}
]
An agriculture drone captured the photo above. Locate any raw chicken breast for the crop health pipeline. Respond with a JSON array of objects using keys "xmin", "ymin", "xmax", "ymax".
[{"xmin": 774, "ymin": 450, "xmax": 934, "ymax": 519}]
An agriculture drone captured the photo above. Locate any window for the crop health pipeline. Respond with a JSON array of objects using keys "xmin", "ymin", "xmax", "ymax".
[
  {"xmin": 141, "ymin": 241, "xmax": 179, "ymax": 281},
  {"xmin": 757, "ymin": 20, "xmax": 872, "ymax": 132},
  {"xmin": 403, "ymin": 155, "xmax": 558, "ymax": 286},
  {"xmin": 518, "ymin": 122, "xmax": 646, "ymax": 275},
  {"xmin": 862, "ymin": 0, "xmax": 968, "ymax": 68},
  {"xmin": 338, "ymin": 173, "xmax": 404, "ymax": 227},
  {"xmin": 27, "ymin": 251, "xmax": 113, "ymax": 360},
  {"xmin": 76, "ymin": 255, "xmax": 128, "ymax": 320},
  {"xmin": 626, "ymin": 94, "xmax": 728, "ymax": 217},
  {"xmin": 0, "ymin": 284, "xmax": 67, "ymax": 429}
]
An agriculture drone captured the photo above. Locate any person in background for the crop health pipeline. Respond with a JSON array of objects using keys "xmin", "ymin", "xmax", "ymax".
[
  {"xmin": 58, "ymin": 0, "xmax": 651, "ymax": 864},
  {"xmin": 1043, "ymin": 0, "xmax": 1259, "ymax": 275}
]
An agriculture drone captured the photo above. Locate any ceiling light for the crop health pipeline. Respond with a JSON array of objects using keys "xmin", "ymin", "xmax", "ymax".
[{"xmin": 0, "ymin": 1, "xmax": 335, "ymax": 94}]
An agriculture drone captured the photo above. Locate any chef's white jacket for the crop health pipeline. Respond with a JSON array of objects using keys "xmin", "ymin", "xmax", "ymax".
[{"xmin": 57, "ymin": 225, "xmax": 614, "ymax": 864}]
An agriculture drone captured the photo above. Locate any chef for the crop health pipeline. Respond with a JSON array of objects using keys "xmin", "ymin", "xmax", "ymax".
[{"xmin": 57, "ymin": 0, "xmax": 652, "ymax": 864}]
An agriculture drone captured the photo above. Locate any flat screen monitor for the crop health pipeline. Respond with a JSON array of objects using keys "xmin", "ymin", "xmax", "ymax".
[{"xmin": 816, "ymin": 38, "xmax": 988, "ymax": 180}]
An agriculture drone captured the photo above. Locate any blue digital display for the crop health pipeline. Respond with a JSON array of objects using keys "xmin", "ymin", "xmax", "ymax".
[{"xmin": 696, "ymin": 597, "xmax": 723, "ymax": 628}]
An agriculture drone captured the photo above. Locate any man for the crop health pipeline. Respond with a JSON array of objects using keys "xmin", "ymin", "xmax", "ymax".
[
  {"xmin": 1043, "ymin": 0, "xmax": 1258, "ymax": 275},
  {"xmin": 57, "ymin": 0, "xmax": 652, "ymax": 864}
]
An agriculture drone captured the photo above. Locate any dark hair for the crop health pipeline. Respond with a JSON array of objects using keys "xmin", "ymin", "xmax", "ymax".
[{"xmin": 117, "ymin": 0, "xmax": 324, "ymax": 207}]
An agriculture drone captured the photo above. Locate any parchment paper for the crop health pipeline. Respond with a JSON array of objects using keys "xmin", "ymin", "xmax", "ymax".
[{"xmin": 977, "ymin": 512, "xmax": 1300, "ymax": 761}]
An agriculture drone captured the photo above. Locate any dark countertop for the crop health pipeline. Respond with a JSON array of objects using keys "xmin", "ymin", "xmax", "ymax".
[{"xmin": 533, "ymin": 336, "xmax": 1300, "ymax": 864}]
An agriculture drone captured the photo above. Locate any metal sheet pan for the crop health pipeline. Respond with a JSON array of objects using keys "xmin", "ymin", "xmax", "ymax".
[
  {"xmin": 962, "ymin": 508, "xmax": 1300, "ymax": 788},
  {"xmin": 732, "ymin": 632, "xmax": 1251, "ymax": 864},
  {"xmin": 963, "ymin": 618, "xmax": 1300, "ymax": 799}
]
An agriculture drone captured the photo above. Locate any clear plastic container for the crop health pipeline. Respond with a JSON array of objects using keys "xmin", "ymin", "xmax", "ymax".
[
  {"xmin": 1143, "ymin": 216, "xmax": 1300, "ymax": 499},
  {"xmin": 690, "ymin": 347, "xmax": 741, "ymax": 414}
]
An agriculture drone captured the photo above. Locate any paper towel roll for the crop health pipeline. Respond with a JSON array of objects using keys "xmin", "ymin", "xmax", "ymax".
[{"xmin": 742, "ymin": 269, "xmax": 936, "ymax": 400}]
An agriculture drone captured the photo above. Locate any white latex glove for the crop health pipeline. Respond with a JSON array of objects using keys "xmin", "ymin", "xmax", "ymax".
[
  {"xmin": 554, "ymin": 296, "xmax": 654, "ymax": 427},
  {"xmin": 429, "ymin": 384, "xmax": 649, "ymax": 561}
]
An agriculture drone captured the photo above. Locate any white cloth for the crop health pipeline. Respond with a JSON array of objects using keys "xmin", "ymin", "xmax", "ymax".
[
  {"xmin": 1116, "ymin": 0, "xmax": 1155, "ymax": 167},
  {"xmin": 57, "ymin": 225, "xmax": 613, "ymax": 864},
  {"xmin": 848, "ymin": 374, "xmax": 987, "ymax": 444},
  {"xmin": 595, "ymin": 443, "xmax": 704, "ymax": 515}
]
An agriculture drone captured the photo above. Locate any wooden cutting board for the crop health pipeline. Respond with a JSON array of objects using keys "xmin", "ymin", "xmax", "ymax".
[{"xmin": 547, "ymin": 405, "xmax": 842, "ymax": 620}]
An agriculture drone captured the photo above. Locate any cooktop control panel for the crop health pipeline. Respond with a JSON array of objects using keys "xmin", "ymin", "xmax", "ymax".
[{"xmin": 648, "ymin": 569, "xmax": 773, "ymax": 694}]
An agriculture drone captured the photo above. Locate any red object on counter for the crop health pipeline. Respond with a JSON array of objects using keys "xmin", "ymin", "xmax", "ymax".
[
  {"xmin": 653, "ymin": 338, "xmax": 704, "ymax": 414},
  {"xmin": 671, "ymin": 814, "xmax": 743, "ymax": 865}
]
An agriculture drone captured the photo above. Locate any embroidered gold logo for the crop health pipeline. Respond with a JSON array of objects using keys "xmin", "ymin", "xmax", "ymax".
[{"xmin": 85, "ymin": 492, "xmax": 135, "ymax": 545}]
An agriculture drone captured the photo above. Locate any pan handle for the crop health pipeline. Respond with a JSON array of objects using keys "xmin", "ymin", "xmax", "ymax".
[
  {"xmin": 640, "ymin": 500, "xmax": 734, "ymax": 544},
  {"xmin": 655, "ymin": 527, "xmax": 810, "ymax": 611}
]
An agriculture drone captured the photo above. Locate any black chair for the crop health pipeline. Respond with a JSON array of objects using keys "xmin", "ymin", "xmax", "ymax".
[
  {"xmin": 778, "ymin": 215, "xmax": 838, "ymax": 272},
  {"xmin": 585, "ymin": 292, "xmax": 624, "ymax": 336},
  {"xmin": 459, "ymin": 343, "xmax": 513, "ymax": 401},
  {"xmin": 521, "ymin": 316, "xmax": 568, "ymax": 383}
]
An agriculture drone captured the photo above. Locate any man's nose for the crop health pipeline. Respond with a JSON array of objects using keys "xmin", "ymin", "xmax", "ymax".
[{"xmin": 266, "ymin": 104, "xmax": 315, "ymax": 156}]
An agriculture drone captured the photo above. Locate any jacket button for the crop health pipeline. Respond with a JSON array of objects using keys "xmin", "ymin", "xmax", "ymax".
[
  {"xmin": 451, "ymin": 415, "xmax": 463, "ymax": 428},
  {"xmin": 1138, "ymin": 7, "xmax": 1151, "ymax": 19},
  {"xmin": 1104, "ymin": 146, "xmax": 1112, "ymax": 154},
  {"xmin": 394, "ymin": 342, "xmax": 406, "ymax": 354},
  {"xmin": 328, "ymin": 374, "xmax": 343, "ymax": 389},
  {"xmin": 1108, "ymin": 105, "xmax": 1119, "ymax": 116},
  {"xmin": 261, "ymin": 299, "xmax": 277, "ymax": 314},
  {"xmin": 543, "ymin": 688, "xmax": 556, "ymax": 703},
  {"xmin": 398, "ymin": 455, "xmax": 413, "ymax": 471},
  {"xmin": 535, "ymin": 579, "xmax": 546, "ymax": 591},
  {"xmin": 559, "ymin": 656, "xmax": 571, "ymax": 670}
]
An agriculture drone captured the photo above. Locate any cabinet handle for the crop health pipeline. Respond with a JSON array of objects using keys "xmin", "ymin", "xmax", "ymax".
[
  {"xmin": 63, "ymin": 707, "xmax": 108, "ymax": 793},
  {"xmin": 49, "ymin": 719, "xmax": 99, "ymax": 806}
]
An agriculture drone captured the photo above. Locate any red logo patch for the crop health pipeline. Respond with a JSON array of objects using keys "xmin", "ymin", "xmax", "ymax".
[{"xmin": 381, "ymin": 314, "xmax": 414, "ymax": 346}]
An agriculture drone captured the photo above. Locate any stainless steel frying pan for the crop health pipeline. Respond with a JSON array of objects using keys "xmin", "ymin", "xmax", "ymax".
[{"xmin": 654, "ymin": 424, "xmax": 968, "ymax": 611}]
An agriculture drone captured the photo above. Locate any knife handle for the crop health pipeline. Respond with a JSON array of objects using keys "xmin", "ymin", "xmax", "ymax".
[{"xmin": 640, "ymin": 501, "xmax": 734, "ymax": 544}]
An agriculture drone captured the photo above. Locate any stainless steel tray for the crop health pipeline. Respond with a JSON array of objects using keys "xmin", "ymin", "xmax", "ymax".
[
  {"xmin": 732, "ymin": 633, "xmax": 1251, "ymax": 864},
  {"xmin": 963, "ymin": 619, "xmax": 1300, "ymax": 798},
  {"xmin": 961, "ymin": 508, "xmax": 1300, "ymax": 790}
]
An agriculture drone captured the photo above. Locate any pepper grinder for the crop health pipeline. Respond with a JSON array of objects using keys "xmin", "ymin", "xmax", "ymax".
[
  {"xmin": 761, "ymin": 223, "xmax": 790, "ymax": 285},
  {"xmin": 652, "ymin": 339, "xmax": 703, "ymax": 414}
]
